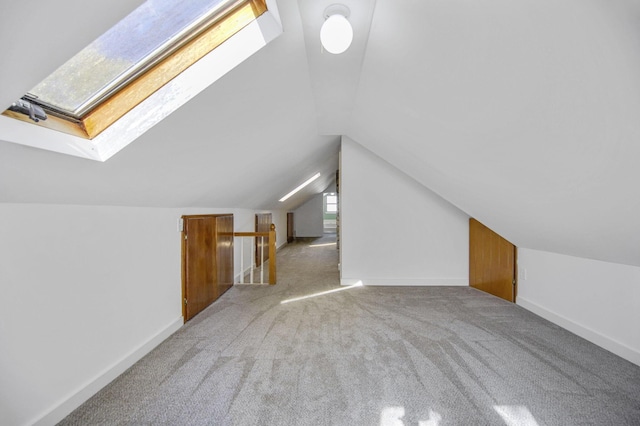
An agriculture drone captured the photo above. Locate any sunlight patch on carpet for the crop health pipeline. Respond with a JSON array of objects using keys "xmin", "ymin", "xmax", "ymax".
[{"xmin": 280, "ymin": 281, "xmax": 362, "ymax": 304}]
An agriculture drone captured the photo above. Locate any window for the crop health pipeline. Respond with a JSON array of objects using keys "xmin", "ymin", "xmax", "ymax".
[
  {"xmin": 3, "ymin": 0, "xmax": 267, "ymax": 139},
  {"xmin": 325, "ymin": 193, "xmax": 338, "ymax": 213}
]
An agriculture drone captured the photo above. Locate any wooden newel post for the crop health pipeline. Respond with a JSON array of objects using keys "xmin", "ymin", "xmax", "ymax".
[{"xmin": 269, "ymin": 223, "xmax": 277, "ymax": 285}]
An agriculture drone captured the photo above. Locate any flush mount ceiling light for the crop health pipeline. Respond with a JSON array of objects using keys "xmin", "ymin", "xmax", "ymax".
[{"xmin": 320, "ymin": 4, "xmax": 353, "ymax": 54}]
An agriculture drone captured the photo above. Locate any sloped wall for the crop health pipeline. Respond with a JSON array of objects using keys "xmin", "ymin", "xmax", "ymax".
[
  {"xmin": 0, "ymin": 203, "xmax": 287, "ymax": 426},
  {"xmin": 293, "ymin": 193, "xmax": 324, "ymax": 237},
  {"xmin": 340, "ymin": 137, "xmax": 469, "ymax": 286},
  {"xmin": 517, "ymin": 249, "xmax": 640, "ymax": 366}
]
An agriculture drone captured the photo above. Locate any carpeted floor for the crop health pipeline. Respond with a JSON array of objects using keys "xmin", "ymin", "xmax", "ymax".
[{"xmin": 60, "ymin": 234, "xmax": 640, "ymax": 425}]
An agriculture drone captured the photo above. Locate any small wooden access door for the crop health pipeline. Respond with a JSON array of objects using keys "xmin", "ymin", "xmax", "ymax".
[
  {"xmin": 469, "ymin": 218, "xmax": 517, "ymax": 302},
  {"xmin": 255, "ymin": 213, "xmax": 272, "ymax": 267},
  {"xmin": 287, "ymin": 212, "xmax": 294, "ymax": 243},
  {"xmin": 182, "ymin": 214, "xmax": 234, "ymax": 322}
]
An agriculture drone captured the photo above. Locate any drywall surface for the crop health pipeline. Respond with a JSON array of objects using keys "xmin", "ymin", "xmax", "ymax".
[
  {"xmin": 0, "ymin": 203, "xmax": 287, "ymax": 426},
  {"xmin": 293, "ymin": 193, "xmax": 324, "ymax": 237},
  {"xmin": 267, "ymin": 209, "xmax": 288, "ymax": 249},
  {"xmin": 340, "ymin": 137, "xmax": 469, "ymax": 286},
  {"xmin": 517, "ymin": 248, "xmax": 640, "ymax": 366},
  {"xmin": 348, "ymin": 0, "xmax": 640, "ymax": 268},
  {"xmin": 0, "ymin": 204, "xmax": 183, "ymax": 426}
]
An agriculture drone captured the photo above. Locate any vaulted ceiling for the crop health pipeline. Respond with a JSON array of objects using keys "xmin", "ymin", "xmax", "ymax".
[{"xmin": 1, "ymin": 0, "xmax": 639, "ymax": 266}]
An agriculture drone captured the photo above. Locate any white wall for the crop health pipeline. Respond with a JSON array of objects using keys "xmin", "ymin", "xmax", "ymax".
[
  {"xmin": 340, "ymin": 137, "xmax": 469, "ymax": 286},
  {"xmin": 293, "ymin": 194, "xmax": 324, "ymax": 238},
  {"xmin": 517, "ymin": 248, "xmax": 640, "ymax": 366},
  {"xmin": 0, "ymin": 203, "xmax": 287, "ymax": 426}
]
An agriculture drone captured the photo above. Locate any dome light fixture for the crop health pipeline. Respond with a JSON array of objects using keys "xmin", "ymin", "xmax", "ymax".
[{"xmin": 320, "ymin": 4, "xmax": 353, "ymax": 54}]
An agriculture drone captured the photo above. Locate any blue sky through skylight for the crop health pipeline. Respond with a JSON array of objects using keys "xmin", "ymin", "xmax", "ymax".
[{"xmin": 27, "ymin": 0, "xmax": 229, "ymax": 116}]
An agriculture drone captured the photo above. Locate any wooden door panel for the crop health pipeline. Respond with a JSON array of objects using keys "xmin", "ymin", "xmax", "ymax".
[
  {"xmin": 255, "ymin": 213, "xmax": 272, "ymax": 267},
  {"xmin": 216, "ymin": 215, "xmax": 234, "ymax": 296},
  {"xmin": 182, "ymin": 214, "xmax": 234, "ymax": 322},
  {"xmin": 469, "ymin": 218, "xmax": 516, "ymax": 302},
  {"xmin": 287, "ymin": 212, "xmax": 294, "ymax": 243},
  {"xmin": 184, "ymin": 216, "xmax": 216, "ymax": 321}
]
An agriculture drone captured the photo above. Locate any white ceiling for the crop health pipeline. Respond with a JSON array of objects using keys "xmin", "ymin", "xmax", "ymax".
[
  {"xmin": 2, "ymin": 0, "xmax": 640, "ymax": 266},
  {"xmin": 347, "ymin": 0, "xmax": 640, "ymax": 266}
]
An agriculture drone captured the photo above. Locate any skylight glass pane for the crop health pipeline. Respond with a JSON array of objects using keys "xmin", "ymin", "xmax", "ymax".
[{"xmin": 27, "ymin": 0, "xmax": 230, "ymax": 117}]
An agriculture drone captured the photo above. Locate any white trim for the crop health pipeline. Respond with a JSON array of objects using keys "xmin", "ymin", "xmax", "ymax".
[
  {"xmin": 341, "ymin": 278, "xmax": 468, "ymax": 286},
  {"xmin": 32, "ymin": 317, "xmax": 183, "ymax": 426},
  {"xmin": 517, "ymin": 297, "xmax": 640, "ymax": 367}
]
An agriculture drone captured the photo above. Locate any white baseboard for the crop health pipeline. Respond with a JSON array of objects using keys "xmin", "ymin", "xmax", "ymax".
[
  {"xmin": 33, "ymin": 317, "xmax": 183, "ymax": 426},
  {"xmin": 517, "ymin": 297, "xmax": 640, "ymax": 367},
  {"xmin": 340, "ymin": 278, "xmax": 468, "ymax": 286}
]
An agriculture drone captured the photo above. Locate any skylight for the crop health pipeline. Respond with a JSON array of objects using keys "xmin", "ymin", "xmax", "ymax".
[
  {"xmin": 2, "ymin": 0, "xmax": 274, "ymax": 143},
  {"xmin": 279, "ymin": 173, "xmax": 322, "ymax": 202},
  {"xmin": 26, "ymin": 0, "xmax": 233, "ymax": 118}
]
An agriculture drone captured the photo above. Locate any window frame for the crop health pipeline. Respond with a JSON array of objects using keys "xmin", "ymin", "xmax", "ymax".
[
  {"xmin": 2, "ymin": 0, "xmax": 267, "ymax": 140},
  {"xmin": 325, "ymin": 193, "xmax": 338, "ymax": 214}
]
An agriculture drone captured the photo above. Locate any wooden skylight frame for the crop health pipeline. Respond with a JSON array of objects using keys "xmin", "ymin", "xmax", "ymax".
[{"xmin": 2, "ymin": 0, "xmax": 267, "ymax": 140}]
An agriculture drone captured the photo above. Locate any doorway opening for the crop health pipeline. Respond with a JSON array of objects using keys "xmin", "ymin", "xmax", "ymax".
[{"xmin": 323, "ymin": 192, "xmax": 338, "ymax": 234}]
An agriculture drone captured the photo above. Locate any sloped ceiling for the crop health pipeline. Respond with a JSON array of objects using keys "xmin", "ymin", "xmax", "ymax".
[
  {"xmin": 1, "ymin": 0, "xmax": 639, "ymax": 266},
  {"xmin": 0, "ymin": 0, "xmax": 339, "ymax": 211},
  {"xmin": 348, "ymin": 0, "xmax": 640, "ymax": 266}
]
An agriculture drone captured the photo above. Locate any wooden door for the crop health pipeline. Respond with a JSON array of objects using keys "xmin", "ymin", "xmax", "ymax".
[
  {"xmin": 183, "ymin": 216, "xmax": 217, "ymax": 321},
  {"xmin": 182, "ymin": 214, "xmax": 234, "ymax": 322},
  {"xmin": 469, "ymin": 218, "xmax": 517, "ymax": 302},
  {"xmin": 215, "ymin": 215, "xmax": 234, "ymax": 297},
  {"xmin": 287, "ymin": 212, "xmax": 294, "ymax": 243},
  {"xmin": 255, "ymin": 213, "xmax": 272, "ymax": 267}
]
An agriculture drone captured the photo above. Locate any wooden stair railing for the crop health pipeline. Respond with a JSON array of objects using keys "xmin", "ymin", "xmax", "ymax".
[{"xmin": 233, "ymin": 223, "xmax": 276, "ymax": 285}]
